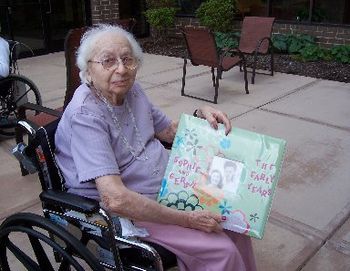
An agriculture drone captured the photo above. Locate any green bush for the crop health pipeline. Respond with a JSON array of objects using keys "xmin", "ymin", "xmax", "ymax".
[
  {"xmin": 144, "ymin": 7, "xmax": 177, "ymax": 31},
  {"xmin": 271, "ymin": 34, "xmax": 289, "ymax": 53},
  {"xmin": 144, "ymin": 0, "xmax": 177, "ymax": 41},
  {"xmin": 215, "ymin": 31, "xmax": 240, "ymax": 51},
  {"xmin": 195, "ymin": 0, "xmax": 238, "ymax": 33},
  {"xmin": 272, "ymin": 33, "xmax": 350, "ymax": 63},
  {"xmin": 298, "ymin": 43, "xmax": 331, "ymax": 62},
  {"xmin": 330, "ymin": 45, "xmax": 350, "ymax": 64},
  {"xmin": 272, "ymin": 33, "xmax": 316, "ymax": 54}
]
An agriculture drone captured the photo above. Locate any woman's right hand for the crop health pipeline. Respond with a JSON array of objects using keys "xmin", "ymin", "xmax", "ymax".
[
  {"xmin": 187, "ymin": 210, "xmax": 223, "ymax": 233},
  {"xmin": 96, "ymin": 175, "xmax": 224, "ymax": 232}
]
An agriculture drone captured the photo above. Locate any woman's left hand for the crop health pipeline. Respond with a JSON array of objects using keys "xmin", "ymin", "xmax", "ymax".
[{"xmin": 196, "ymin": 106, "xmax": 232, "ymax": 135}]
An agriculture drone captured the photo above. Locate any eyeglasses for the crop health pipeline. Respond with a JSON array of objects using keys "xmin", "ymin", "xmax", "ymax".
[{"xmin": 88, "ymin": 56, "xmax": 138, "ymax": 71}]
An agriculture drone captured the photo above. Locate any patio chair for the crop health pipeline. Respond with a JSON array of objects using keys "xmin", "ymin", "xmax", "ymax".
[
  {"xmin": 11, "ymin": 117, "xmax": 177, "ymax": 270},
  {"xmin": 181, "ymin": 27, "xmax": 248, "ymax": 104},
  {"xmin": 238, "ymin": 16, "xmax": 275, "ymax": 84}
]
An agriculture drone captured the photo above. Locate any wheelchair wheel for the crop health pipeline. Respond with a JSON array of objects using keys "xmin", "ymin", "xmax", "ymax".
[
  {"xmin": 0, "ymin": 74, "xmax": 42, "ymax": 137},
  {"xmin": 0, "ymin": 213, "xmax": 105, "ymax": 271}
]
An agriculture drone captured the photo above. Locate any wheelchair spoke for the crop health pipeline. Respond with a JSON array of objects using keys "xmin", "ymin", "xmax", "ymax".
[
  {"xmin": 28, "ymin": 233, "xmax": 55, "ymax": 271},
  {"xmin": 13, "ymin": 88, "xmax": 32, "ymax": 105},
  {"xmin": 7, "ymin": 238, "xmax": 41, "ymax": 271},
  {"xmin": 21, "ymin": 226, "xmax": 85, "ymax": 271},
  {"xmin": 0, "ymin": 213, "xmax": 105, "ymax": 271},
  {"xmin": 0, "ymin": 237, "xmax": 12, "ymax": 271},
  {"xmin": 0, "ymin": 74, "xmax": 41, "ymax": 137}
]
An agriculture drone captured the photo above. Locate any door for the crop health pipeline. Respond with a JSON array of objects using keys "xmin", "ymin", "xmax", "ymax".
[
  {"xmin": 43, "ymin": 0, "xmax": 90, "ymax": 52},
  {"xmin": 4, "ymin": 0, "xmax": 46, "ymax": 55},
  {"xmin": 1, "ymin": 0, "xmax": 90, "ymax": 56},
  {"xmin": 119, "ymin": 0, "xmax": 149, "ymax": 37}
]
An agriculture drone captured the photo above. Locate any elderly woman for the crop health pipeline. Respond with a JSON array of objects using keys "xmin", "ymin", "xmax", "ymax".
[{"xmin": 55, "ymin": 24, "xmax": 256, "ymax": 271}]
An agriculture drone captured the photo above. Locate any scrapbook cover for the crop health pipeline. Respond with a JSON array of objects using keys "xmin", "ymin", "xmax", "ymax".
[{"xmin": 157, "ymin": 114, "xmax": 286, "ymax": 239}]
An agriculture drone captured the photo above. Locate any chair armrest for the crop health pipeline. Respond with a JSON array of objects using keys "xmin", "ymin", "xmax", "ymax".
[
  {"xmin": 19, "ymin": 102, "xmax": 63, "ymax": 118},
  {"xmin": 222, "ymin": 47, "xmax": 244, "ymax": 57},
  {"xmin": 17, "ymin": 119, "xmax": 41, "ymax": 137},
  {"xmin": 255, "ymin": 36, "xmax": 273, "ymax": 53},
  {"xmin": 220, "ymin": 47, "xmax": 246, "ymax": 65},
  {"xmin": 40, "ymin": 190, "xmax": 100, "ymax": 214}
]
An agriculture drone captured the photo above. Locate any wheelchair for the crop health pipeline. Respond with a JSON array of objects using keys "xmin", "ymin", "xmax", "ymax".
[
  {"xmin": 0, "ymin": 40, "xmax": 42, "ymax": 137},
  {"xmin": 4, "ymin": 117, "xmax": 177, "ymax": 270}
]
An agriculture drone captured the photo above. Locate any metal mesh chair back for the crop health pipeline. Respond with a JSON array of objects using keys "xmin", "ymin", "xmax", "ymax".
[
  {"xmin": 239, "ymin": 16, "xmax": 275, "ymax": 54},
  {"xmin": 182, "ymin": 27, "xmax": 220, "ymax": 67}
]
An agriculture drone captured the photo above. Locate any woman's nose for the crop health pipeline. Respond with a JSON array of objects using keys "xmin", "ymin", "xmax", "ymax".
[{"xmin": 114, "ymin": 62, "xmax": 127, "ymax": 74}]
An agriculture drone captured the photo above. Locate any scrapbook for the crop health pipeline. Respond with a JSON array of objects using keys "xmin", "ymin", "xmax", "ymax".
[{"xmin": 157, "ymin": 114, "xmax": 286, "ymax": 239}]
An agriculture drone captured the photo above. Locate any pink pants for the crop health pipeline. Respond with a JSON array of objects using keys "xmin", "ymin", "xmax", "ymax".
[{"xmin": 136, "ymin": 221, "xmax": 257, "ymax": 271}]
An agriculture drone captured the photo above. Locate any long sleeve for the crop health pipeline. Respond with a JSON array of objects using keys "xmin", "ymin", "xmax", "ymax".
[{"xmin": 0, "ymin": 38, "xmax": 10, "ymax": 78}]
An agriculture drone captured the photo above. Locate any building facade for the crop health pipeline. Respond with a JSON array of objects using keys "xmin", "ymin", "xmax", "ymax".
[
  {"xmin": 175, "ymin": 0, "xmax": 350, "ymax": 48},
  {"xmin": 0, "ymin": 0, "xmax": 349, "ymax": 56}
]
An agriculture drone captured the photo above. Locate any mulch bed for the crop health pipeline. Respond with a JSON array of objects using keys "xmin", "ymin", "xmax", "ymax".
[{"xmin": 139, "ymin": 37, "xmax": 350, "ymax": 83}]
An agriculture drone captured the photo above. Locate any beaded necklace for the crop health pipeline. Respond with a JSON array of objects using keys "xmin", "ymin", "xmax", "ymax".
[{"xmin": 94, "ymin": 88, "xmax": 149, "ymax": 161}]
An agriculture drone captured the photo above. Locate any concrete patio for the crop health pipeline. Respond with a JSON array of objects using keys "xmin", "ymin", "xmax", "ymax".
[{"xmin": 0, "ymin": 52, "xmax": 349, "ymax": 270}]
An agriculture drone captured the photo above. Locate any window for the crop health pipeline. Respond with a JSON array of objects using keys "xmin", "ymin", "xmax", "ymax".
[
  {"xmin": 271, "ymin": 0, "xmax": 310, "ymax": 21},
  {"xmin": 270, "ymin": 0, "xmax": 350, "ymax": 24},
  {"xmin": 236, "ymin": 0, "xmax": 268, "ymax": 17},
  {"xmin": 175, "ymin": 0, "xmax": 203, "ymax": 16},
  {"xmin": 313, "ymin": 0, "xmax": 350, "ymax": 24},
  {"xmin": 174, "ymin": 0, "xmax": 350, "ymax": 25}
]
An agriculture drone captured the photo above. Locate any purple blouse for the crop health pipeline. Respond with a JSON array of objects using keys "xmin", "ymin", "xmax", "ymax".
[{"xmin": 55, "ymin": 82, "xmax": 172, "ymax": 200}]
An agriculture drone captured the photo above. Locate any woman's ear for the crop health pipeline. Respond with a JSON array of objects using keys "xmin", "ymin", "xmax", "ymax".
[{"xmin": 86, "ymin": 71, "xmax": 92, "ymax": 85}]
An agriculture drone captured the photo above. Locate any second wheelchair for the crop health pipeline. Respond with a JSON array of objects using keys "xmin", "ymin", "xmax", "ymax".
[{"xmin": 0, "ymin": 40, "xmax": 42, "ymax": 137}]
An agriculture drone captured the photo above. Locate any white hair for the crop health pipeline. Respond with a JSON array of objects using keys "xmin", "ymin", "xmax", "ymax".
[{"xmin": 76, "ymin": 24, "xmax": 143, "ymax": 84}]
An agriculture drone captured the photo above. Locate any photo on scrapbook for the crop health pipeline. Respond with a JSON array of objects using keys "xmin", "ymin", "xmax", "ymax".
[{"xmin": 208, "ymin": 156, "xmax": 244, "ymax": 194}]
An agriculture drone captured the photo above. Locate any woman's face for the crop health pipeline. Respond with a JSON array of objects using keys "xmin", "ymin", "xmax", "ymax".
[
  {"xmin": 87, "ymin": 32, "xmax": 137, "ymax": 105},
  {"xmin": 210, "ymin": 171, "xmax": 221, "ymax": 186}
]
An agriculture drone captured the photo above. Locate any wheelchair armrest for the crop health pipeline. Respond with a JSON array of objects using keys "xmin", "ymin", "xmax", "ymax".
[
  {"xmin": 19, "ymin": 102, "xmax": 63, "ymax": 118},
  {"xmin": 40, "ymin": 190, "xmax": 100, "ymax": 214}
]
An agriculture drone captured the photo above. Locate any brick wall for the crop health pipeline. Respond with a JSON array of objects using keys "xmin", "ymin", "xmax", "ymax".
[
  {"xmin": 272, "ymin": 23, "xmax": 350, "ymax": 48},
  {"xmin": 88, "ymin": 2, "xmax": 350, "ymax": 48},
  {"xmin": 176, "ymin": 17, "xmax": 350, "ymax": 48},
  {"xmin": 90, "ymin": 0, "xmax": 120, "ymax": 25}
]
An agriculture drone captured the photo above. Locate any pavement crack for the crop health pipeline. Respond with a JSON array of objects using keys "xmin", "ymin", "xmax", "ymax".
[
  {"xmin": 270, "ymin": 210, "xmax": 326, "ymax": 240},
  {"xmin": 232, "ymin": 79, "xmax": 350, "ymax": 133},
  {"xmin": 231, "ymin": 79, "xmax": 320, "ymax": 120},
  {"xmin": 296, "ymin": 206, "xmax": 350, "ymax": 270},
  {"xmin": 143, "ymin": 70, "xmax": 211, "ymax": 90},
  {"xmin": 259, "ymin": 108, "xmax": 350, "ymax": 132}
]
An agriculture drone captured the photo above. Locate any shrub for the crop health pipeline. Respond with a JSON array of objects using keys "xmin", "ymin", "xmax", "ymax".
[
  {"xmin": 271, "ymin": 34, "xmax": 289, "ymax": 53},
  {"xmin": 195, "ymin": 0, "xmax": 238, "ymax": 33},
  {"xmin": 330, "ymin": 45, "xmax": 350, "ymax": 64},
  {"xmin": 215, "ymin": 31, "xmax": 240, "ymax": 51},
  {"xmin": 298, "ymin": 43, "xmax": 331, "ymax": 62},
  {"xmin": 144, "ymin": 0, "xmax": 177, "ymax": 42},
  {"xmin": 272, "ymin": 33, "xmax": 350, "ymax": 63},
  {"xmin": 144, "ymin": 7, "xmax": 177, "ymax": 31},
  {"xmin": 272, "ymin": 33, "xmax": 316, "ymax": 54}
]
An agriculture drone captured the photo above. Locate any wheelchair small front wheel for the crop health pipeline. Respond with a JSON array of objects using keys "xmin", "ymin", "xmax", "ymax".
[{"xmin": 0, "ymin": 74, "xmax": 42, "ymax": 137}]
